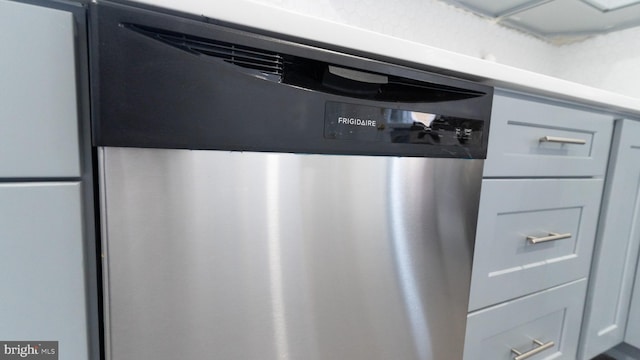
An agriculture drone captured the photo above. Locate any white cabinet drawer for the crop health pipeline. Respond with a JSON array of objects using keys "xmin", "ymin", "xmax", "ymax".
[
  {"xmin": 0, "ymin": 1, "xmax": 80, "ymax": 178},
  {"xmin": 464, "ymin": 279, "xmax": 586, "ymax": 360},
  {"xmin": 469, "ymin": 178, "xmax": 603, "ymax": 311},
  {"xmin": 483, "ymin": 93, "xmax": 613, "ymax": 177}
]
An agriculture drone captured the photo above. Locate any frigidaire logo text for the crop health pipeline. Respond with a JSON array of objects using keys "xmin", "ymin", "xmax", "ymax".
[{"xmin": 337, "ymin": 116, "xmax": 377, "ymax": 127}]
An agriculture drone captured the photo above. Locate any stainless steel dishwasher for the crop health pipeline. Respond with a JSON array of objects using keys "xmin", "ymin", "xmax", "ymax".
[{"xmin": 90, "ymin": 2, "xmax": 493, "ymax": 359}]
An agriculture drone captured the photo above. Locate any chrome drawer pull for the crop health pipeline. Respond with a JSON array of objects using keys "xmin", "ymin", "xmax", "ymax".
[
  {"xmin": 539, "ymin": 136, "xmax": 586, "ymax": 145},
  {"xmin": 527, "ymin": 232, "xmax": 572, "ymax": 244},
  {"xmin": 511, "ymin": 339, "xmax": 555, "ymax": 360}
]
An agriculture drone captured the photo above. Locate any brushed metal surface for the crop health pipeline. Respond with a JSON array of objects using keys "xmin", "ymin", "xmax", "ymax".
[{"xmin": 100, "ymin": 147, "xmax": 483, "ymax": 360}]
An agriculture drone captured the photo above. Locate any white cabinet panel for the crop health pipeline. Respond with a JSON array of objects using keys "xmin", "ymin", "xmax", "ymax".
[
  {"xmin": 0, "ymin": 183, "xmax": 88, "ymax": 360},
  {"xmin": 0, "ymin": 0, "xmax": 80, "ymax": 177},
  {"xmin": 580, "ymin": 119, "xmax": 640, "ymax": 359}
]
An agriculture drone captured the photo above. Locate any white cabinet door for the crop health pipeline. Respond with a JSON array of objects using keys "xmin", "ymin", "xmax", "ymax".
[
  {"xmin": 0, "ymin": 0, "xmax": 80, "ymax": 178},
  {"xmin": 0, "ymin": 183, "xmax": 88, "ymax": 360},
  {"xmin": 580, "ymin": 119, "xmax": 640, "ymax": 359}
]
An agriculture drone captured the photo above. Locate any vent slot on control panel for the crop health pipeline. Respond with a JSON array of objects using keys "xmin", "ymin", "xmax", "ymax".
[{"xmin": 125, "ymin": 23, "xmax": 284, "ymax": 77}]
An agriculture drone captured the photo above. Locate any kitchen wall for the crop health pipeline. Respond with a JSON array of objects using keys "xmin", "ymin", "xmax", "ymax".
[{"xmin": 554, "ymin": 26, "xmax": 640, "ymax": 98}]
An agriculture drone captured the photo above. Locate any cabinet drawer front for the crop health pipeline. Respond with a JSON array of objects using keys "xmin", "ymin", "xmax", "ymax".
[
  {"xmin": 464, "ymin": 279, "xmax": 587, "ymax": 360},
  {"xmin": 469, "ymin": 178, "xmax": 603, "ymax": 310},
  {"xmin": 484, "ymin": 93, "xmax": 613, "ymax": 177},
  {"xmin": 0, "ymin": 1, "xmax": 80, "ymax": 178}
]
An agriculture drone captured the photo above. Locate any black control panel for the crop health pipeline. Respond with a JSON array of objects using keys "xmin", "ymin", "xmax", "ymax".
[
  {"xmin": 325, "ymin": 102, "xmax": 484, "ymax": 147},
  {"xmin": 91, "ymin": 1, "xmax": 493, "ymax": 159}
]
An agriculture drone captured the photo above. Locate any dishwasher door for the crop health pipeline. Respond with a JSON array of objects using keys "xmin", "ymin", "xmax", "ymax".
[{"xmin": 99, "ymin": 147, "xmax": 482, "ymax": 360}]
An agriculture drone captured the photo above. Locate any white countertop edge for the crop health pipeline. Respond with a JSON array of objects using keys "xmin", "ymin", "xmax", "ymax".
[{"xmin": 132, "ymin": 0, "xmax": 640, "ymax": 117}]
